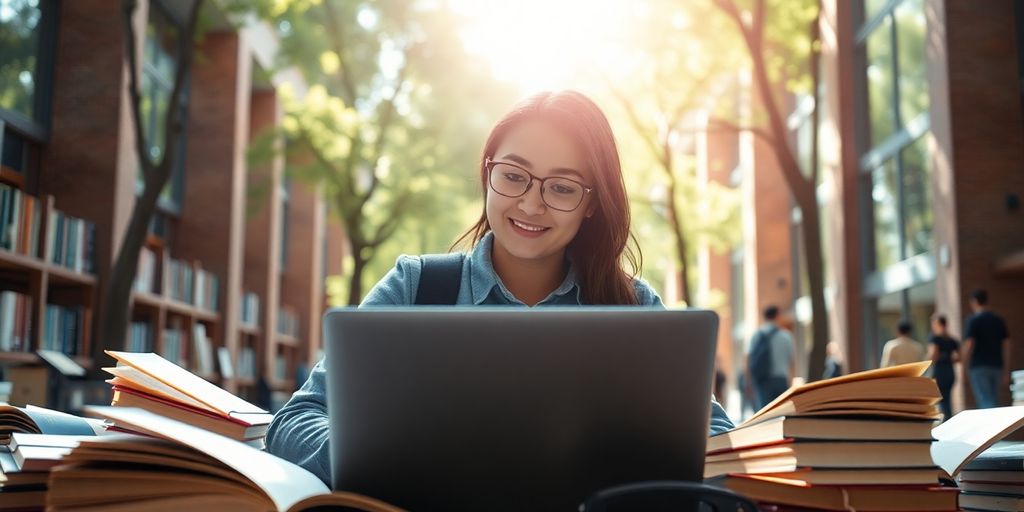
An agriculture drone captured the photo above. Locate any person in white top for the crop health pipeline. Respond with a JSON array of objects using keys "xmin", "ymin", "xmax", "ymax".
[{"xmin": 880, "ymin": 320, "xmax": 925, "ymax": 367}]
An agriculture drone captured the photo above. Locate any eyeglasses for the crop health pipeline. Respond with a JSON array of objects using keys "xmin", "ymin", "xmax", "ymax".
[{"xmin": 485, "ymin": 158, "xmax": 594, "ymax": 212}]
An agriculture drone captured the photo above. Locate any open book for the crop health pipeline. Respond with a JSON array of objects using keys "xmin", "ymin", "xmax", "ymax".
[
  {"xmin": 103, "ymin": 350, "xmax": 273, "ymax": 442},
  {"xmin": 46, "ymin": 406, "xmax": 402, "ymax": 512},
  {"xmin": 931, "ymin": 405, "xmax": 1024, "ymax": 477},
  {"xmin": 0, "ymin": 405, "xmax": 106, "ymax": 444},
  {"xmin": 741, "ymin": 361, "xmax": 940, "ymax": 428}
]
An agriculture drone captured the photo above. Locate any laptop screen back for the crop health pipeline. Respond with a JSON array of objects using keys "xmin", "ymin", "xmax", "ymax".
[{"xmin": 325, "ymin": 307, "xmax": 718, "ymax": 511}]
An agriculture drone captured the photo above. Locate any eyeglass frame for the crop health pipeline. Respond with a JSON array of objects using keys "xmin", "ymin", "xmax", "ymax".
[{"xmin": 484, "ymin": 157, "xmax": 594, "ymax": 213}]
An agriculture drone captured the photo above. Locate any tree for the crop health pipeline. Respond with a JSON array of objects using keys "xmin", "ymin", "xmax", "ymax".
[
  {"xmin": 599, "ymin": 1, "xmax": 744, "ymax": 306},
  {"xmin": 710, "ymin": 0, "xmax": 831, "ymax": 379},
  {"xmin": 96, "ymin": 0, "xmax": 202, "ymax": 360},
  {"xmin": 242, "ymin": 0, "xmax": 516, "ymax": 305}
]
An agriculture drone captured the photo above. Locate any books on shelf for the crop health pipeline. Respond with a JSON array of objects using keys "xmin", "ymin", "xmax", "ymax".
[
  {"xmin": 45, "ymin": 206, "xmax": 95, "ymax": 274},
  {"xmin": 240, "ymin": 291, "xmax": 259, "ymax": 327},
  {"xmin": 191, "ymin": 322, "xmax": 215, "ymax": 378},
  {"xmin": 132, "ymin": 245, "xmax": 158, "ymax": 294},
  {"xmin": 0, "ymin": 290, "xmax": 32, "ymax": 353},
  {"xmin": 0, "ymin": 183, "xmax": 42, "ymax": 258},
  {"xmin": 127, "ymin": 321, "xmax": 153, "ymax": 353},
  {"xmin": 103, "ymin": 350, "xmax": 272, "ymax": 443},
  {"xmin": 278, "ymin": 305, "xmax": 299, "ymax": 338},
  {"xmin": 161, "ymin": 254, "xmax": 220, "ymax": 312},
  {"xmin": 41, "ymin": 304, "xmax": 87, "ymax": 355},
  {"xmin": 237, "ymin": 346, "xmax": 257, "ymax": 380},
  {"xmin": 160, "ymin": 317, "xmax": 187, "ymax": 367},
  {"xmin": 46, "ymin": 406, "xmax": 403, "ymax": 511}
]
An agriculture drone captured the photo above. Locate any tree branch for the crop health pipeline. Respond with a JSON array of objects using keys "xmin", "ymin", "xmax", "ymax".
[
  {"xmin": 122, "ymin": 0, "xmax": 153, "ymax": 182},
  {"xmin": 607, "ymin": 83, "xmax": 669, "ymax": 169},
  {"xmin": 154, "ymin": 0, "xmax": 203, "ymax": 180},
  {"xmin": 322, "ymin": 1, "xmax": 358, "ymax": 106},
  {"xmin": 366, "ymin": 190, "xmax": 412, "ymax": 248},
  {"xmin": 360, "ymin": 49, "xmax": 412, "ymax": 204}
]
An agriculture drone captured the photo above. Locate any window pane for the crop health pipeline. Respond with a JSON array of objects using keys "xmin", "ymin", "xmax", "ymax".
[
  {"xmin": 871, "ymin": 160, "xmax": 900, "ymax": 270},
  {"xmin": 0, "ymin": 0, "xmax": 42, "ymax": 119},
  {"xmin": 901, "ymin": 137, "xmax": 932, "ymax": 258},
  {"xmin": 866, "ymin": 14, "xmax": 896, "ymax": 148},
  {"xmin": 864, "ymin": 0, "xmax": 889, "ymax": 24},
  {"xmin": 895, "ymin": 0, "xmax": 928, "ymax": 125}
]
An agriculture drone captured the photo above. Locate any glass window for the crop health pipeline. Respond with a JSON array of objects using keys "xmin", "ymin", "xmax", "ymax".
[
  {"xmin": 894, "ymin": 0, "xmax": 928, "ymax": 125},
  {"xmin": 866, "ymin": 14, "xmax": 896, "ymax": 148},
  {"xmin": 137, "ymin": 2, "xmax": 185, "ymax": 211},
  {"xmin": 907, "ymin": 281, "xmax": 935, "ymax": 343},
  {"xmin": 864, "ymin": 0, "xmax": 890, "ymax": 23},
  {"xmin": 901, "ymin": 137, "xmax": 932, "ymax": 258},
  {"xmin": 0, "ymin": 0, "xmax": 42, "ymax": 120},
  {"xmin": 870, "ymin": 160, "xmax": 900, "ymax": 270}
]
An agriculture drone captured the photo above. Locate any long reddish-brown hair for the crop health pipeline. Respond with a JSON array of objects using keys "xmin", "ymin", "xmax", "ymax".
[{"xmin": 452, "ymin": 90, "xmax": 642, "ymax": 305}]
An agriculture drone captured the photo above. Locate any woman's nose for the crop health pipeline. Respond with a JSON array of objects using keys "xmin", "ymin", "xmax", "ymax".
[{"xmin": 517, "ymin": 181, "xmax": 546, "ymax": 215}]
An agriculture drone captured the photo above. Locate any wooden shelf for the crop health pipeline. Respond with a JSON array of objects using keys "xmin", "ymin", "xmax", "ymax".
[
  {"xmin": 0, "ymin": 351, "xmax": 92, "ymax": 368},
  {"xmin": 276, "ymin": 333, "xmax": 299, "ymax": 348},
  {"xmin": 0, "ymin": 351, "xmax": 39, "ymax": 364},
  {"xmin": 0, "ymin": 248, "xmax": 45, "ymax": 273},
  {"xmin": 46, "ymin": 263, "xmax": 97, "ymax": 286},
  {"xmin": 131, "ymin": 291, "xmax": 219, "ymax": 322},
  {"xmin": 238, "ymin": 323, "xmax": 260, "ymax": 336},
  {"xmin": 0, "ymin": 166, "xmax": 26, "ymax": 188}
]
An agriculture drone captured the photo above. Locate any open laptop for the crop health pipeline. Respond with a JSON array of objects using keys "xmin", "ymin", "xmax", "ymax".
[{"xmin": 324, "ymin": 307, "xmax": 719, "ymax": 511}]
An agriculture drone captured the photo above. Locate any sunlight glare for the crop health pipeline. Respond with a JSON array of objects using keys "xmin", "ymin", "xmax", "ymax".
[{"xmin": 453, "ymin": 0, "xmax": 633, "ymax": 93}]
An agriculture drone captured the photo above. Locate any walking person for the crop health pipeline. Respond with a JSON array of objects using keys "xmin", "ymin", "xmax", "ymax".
[
  {"xmin": 880, "ymin": 321, "xmax": 925, "ymax": 368},
  {"xmin": 928, "ymin": 313, "xmax": 960, "ymax": 420},
  {"xmin": 745, "ymin": 305, "xmax": 795, "ymax": 411},
  {"xmin": 963, "ymin": 289, "xmax": 1012, "ymax": 409}
]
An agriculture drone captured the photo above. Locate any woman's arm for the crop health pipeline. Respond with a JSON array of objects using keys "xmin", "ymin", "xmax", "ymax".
[
  {"xmin": 926, "ymin": 342, "xmax": 938, "ymax": 362},
  {"xmin": 265, "ymin": 256, "xmax": 419, "ymax": 483}
]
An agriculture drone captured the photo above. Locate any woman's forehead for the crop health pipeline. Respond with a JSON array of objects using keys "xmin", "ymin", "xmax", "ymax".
[{"xmin": 495, "ymin": 119, "xmax": 589, "ymax": 178}]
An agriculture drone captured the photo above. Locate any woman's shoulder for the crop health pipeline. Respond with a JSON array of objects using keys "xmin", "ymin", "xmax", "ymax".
[
  {"xmin": 360, "ymin": 255, "xmax": 424, "ymax": 306},
  {"xmin": 630, "ymin": 276, "xmax": 664, "ymax": 306}
]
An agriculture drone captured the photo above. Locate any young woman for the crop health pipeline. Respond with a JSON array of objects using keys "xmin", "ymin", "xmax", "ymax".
[
  {"xmin": 928, "ymin": 313, "xmax": 961, "ymax": 420},
  {"xmin": 266, "ymin": 90, "xmax": 735, "ymax": 483}
]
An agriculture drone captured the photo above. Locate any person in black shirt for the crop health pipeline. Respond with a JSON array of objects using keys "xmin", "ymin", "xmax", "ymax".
[
  {"xmin": 963, "ymin": 289, "xmax": 1012, "ymax": 409},
  {"xmin": 928, "ymin": 313, "xmax": 960, "ymax": 420}
]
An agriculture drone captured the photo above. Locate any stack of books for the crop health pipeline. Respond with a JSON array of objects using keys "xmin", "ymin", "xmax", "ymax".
[
  {"xmin": 0, "ymin": 405, "xmax": 107, "ymax": 510},
  {"xmin": 103, "ymin": 350, "xmax": 273, "ymax": 447},
  {"xmin": 1012, "ymin": 369, "xmax": 1024, "ymax": 407},
  {"xmin": 706, "ymin": 362, "xmax": 959, "ymax": 511},
  {"xmin": 956, "ymin": 442, "xmax": 1024, "ymax": 511}
]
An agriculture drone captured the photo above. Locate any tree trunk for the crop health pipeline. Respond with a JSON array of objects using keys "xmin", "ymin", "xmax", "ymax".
[
  {"xmin": 665, "ymin": 181, "xmax": 693, "ymax": 306},
  {"xmin": 96, "ymin": 172, "xmax": 165, "ymax": 361},
  {"xmin": 347, "ymin": 250, "xmax": 367, "ymax": 305},
  {"xmin": 801, "ymin": 201, "xmax": 829, "ymax": 380}
]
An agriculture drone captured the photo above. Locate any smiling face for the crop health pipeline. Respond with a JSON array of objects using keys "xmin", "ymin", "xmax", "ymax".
[{"xmin": 485, "ymin": 118, "xmax": 594, "ymax": 270}]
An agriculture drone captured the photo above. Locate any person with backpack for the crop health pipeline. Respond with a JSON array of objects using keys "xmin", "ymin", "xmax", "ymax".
[
  {"xmin": 265, "ymin": 91, "xmax": 735, "ymax": 484},
  {"xmin": 745, "ymin": 305, "xmax": 795, "ymax": 412}
]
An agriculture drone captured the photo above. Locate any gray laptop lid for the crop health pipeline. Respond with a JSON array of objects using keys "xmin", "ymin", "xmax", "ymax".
[{"xmin": 324, "ymin": 307, "xmax": 718, "ymax": 511}]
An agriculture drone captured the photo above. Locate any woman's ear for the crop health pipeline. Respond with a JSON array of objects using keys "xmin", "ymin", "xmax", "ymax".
[{"xmin": 585, "ymin": 204, "xmax": 597, "ymax": 218}]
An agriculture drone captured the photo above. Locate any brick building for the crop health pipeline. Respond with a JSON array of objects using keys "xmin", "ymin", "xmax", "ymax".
[
  {"xmin": 698, "ymin": 0, "xmax": 1024, "ymax": 414},
  {"xmin": 0, "ymin": 0, "xmax": 346, "ymax": 409}
]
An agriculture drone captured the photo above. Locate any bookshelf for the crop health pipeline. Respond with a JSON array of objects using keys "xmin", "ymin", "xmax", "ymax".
[
  {"xmin": 0, "ymin": 188, "xmax": 96, "ymax": 369},
  {"xmin": 0, "ymin": 1, "xmax": 340, "ymax": 410}
]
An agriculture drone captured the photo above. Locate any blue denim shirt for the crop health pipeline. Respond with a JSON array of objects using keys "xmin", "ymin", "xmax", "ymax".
[{"xmin": 265, "ymin": 232, "xmax": 735, "ymax": 483}]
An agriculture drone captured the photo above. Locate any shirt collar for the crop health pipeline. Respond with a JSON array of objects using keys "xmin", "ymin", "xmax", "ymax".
[{"xmin": 468, "ymin": 231, "xmax": 582, "ymax": 305}]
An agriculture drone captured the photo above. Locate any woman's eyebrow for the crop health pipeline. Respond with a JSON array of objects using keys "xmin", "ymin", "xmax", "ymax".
[{"xmin": 499, "ymin": 153, "xmax": 586, "ymax": 180}]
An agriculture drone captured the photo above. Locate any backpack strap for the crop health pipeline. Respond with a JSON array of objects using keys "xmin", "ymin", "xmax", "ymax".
[{"xmin": 414, "ymin": 253, "xmax": 466, "ymax": 305}]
